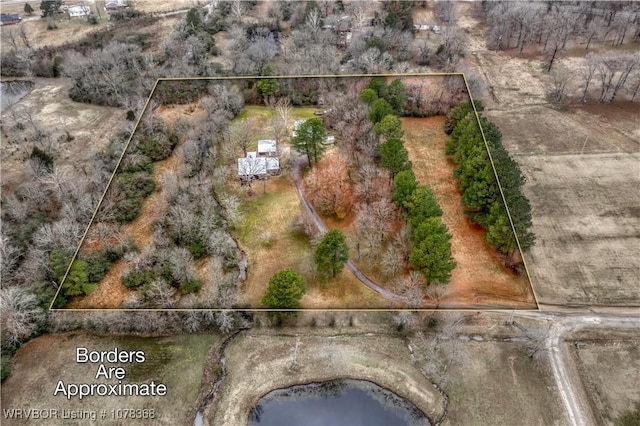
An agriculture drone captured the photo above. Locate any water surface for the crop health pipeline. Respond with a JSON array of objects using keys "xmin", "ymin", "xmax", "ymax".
[{"xmin": 248, "ymin": 379, "xmax": 430, "ymax": 426}]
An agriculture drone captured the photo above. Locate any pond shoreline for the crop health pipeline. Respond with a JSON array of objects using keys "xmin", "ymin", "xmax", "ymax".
[
  {"xmin": 248, "ymin": 378, "xmax": 431, "ymax": 426},
  {"xmin": 206, "ymin": 329, "xmax": 447, "ymax": 425}
]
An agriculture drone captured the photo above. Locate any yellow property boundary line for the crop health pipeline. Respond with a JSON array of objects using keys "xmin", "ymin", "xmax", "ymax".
[{"xmin": 50, "ymin": 73, "xmax": 540, "ymax": 312}]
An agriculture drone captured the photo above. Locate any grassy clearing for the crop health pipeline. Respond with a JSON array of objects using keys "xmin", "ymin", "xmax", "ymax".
[
  {"xmin": 1, "ymin": 333, "xmax": 219, "ymax": 426},
  {"xmin": 209, "ymin": 328, "xmax": 446, "ymax": 425},
  {"xmin": 402, "ymin": 116, "xmax": 535, "ymax": 308},
  {"xmin": 234, "ymin": 176, "xmax": 310, "ymax": 307},
  {"xmin": 233, "ymin": 105, "xmax": 320, "ymax": 150},
  {"xmin": 233, "ymin": 176, "xmax": 388, "ymax": 309},
  {"xmin": 569, "ymin": 334, "xmax": 640, "ymax": 425},
  {"xmin": 408, "ymin": 333, "xmax": 568, "ymax": 426}
]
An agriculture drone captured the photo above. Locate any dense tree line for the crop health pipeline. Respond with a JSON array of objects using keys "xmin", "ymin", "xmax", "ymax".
[
  {"xmin": 484, "ymin": 1, "xmax": 640, "ymax": 72},
  {"xmin": 361, "ymin": 78, "xmax": 456, "ymax": 286},
  {"xmin": 445, "ymin": 102, "xmax": 534, "ymax": 264},
  {"xmin": 549, "ymin": 51, "xmax": 640, "ymax": 104}
]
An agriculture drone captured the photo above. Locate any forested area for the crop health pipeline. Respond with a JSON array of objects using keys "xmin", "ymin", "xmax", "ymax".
[
  {"xmin": 3, "ymin": 0, "xmax": 635, "ymax": 382},
  {"xmin": 482, "ymin": 2, "xmax": 640, "ymax": 103},
  {"xmin": 361, "ymin": 77, "xmax": 456, "ymax": 286},
  {"xmin": 445, "ymin": 102, "xmax": 534, "ymax": 267}
]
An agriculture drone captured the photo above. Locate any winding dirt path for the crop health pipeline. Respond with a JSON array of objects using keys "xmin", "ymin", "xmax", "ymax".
[
  {"xmin": 290, "ymin": 154, "xmax": 408, "ymax": 304},
  {"xmin": 512, "ymin": 310, "xmax": 640, "ymax": 426}
]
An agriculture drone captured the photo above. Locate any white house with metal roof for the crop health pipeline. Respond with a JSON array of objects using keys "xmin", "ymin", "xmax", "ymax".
[
  {"xmin": 257, "ymin": 139, "xmax": 277, "ymax": 157},
  {"xmin": 237, "ymin": 152, "xmax": 280, "ymax": 181}
]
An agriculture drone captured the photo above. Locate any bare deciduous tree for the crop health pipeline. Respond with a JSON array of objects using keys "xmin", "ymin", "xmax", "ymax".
[
  {"xmin": 381, "ymin": 245, "xmax": 402, "ymax": 279},
  {"xmin": 304, "ymin": 152, "xmax": 352, "ymax": 219},
  {"xmin": 0, "ymin": 287, "xmax": 46, "ymax": 345},
  {"xmin": 216, "ymin": 310, "xmax": 236, "ymax": 333},
  {"xmin": 350, "ymin": 1, "xmax": 368, "ymax": 29},
  {"xmin": 142, "ymin": 279, "xmax": 176, "ymax": 308},
  {"xmin": 580, "ymin": 52, "xmax": 599, "ymax": 102},
  {"xmin": 547, "ymin": 66, "xmax": 572, "ymax": 103}
]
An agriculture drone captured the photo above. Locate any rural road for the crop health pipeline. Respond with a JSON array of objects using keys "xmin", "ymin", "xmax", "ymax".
[
  {"xmin": 289, "ymin": 153, "xmax": 408, "ymax": 304},
  {"xmin": 291, "ymin": 152, "xmax": 640, "ymax": 425},
  {"xmin": 510, "ymin": 310, "xmax": 640, "ymax": 426}
]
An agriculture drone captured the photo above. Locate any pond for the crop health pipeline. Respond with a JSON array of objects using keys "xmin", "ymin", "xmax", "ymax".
[
  {"xmin": 247, "ymin": 379, "xmax": 430, "ymax": 426},
  {"xmin": 1, "ymin": 80, "xmax": 34, "ymax": 112}
]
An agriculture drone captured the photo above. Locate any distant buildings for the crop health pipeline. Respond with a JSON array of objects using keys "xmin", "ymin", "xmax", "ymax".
[
  {"xmin": 68, "ymin": 6, "xmax": 90, "ymax": 18},
  {"xmin": 105, "ymin": 0, "xmax": 129, "ymax": 11}
]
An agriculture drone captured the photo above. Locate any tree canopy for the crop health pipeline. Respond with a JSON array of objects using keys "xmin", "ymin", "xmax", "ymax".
[
  {"xmin": 379, "ymin": 137, "xmax": 411, "ymax": 179},
  {"xmin": 291, "ymin": 117, "xmax": 327, "ymax": 167},
  {"xmin": 374, "ymin": 114, "xmax": 404, "ymax": 140},
  {"xmin": 392, "ymin": 169, "xmax": 418, "ymax": 206},
  {"xmin": 256, "ymin": 64, "xmax": 279, "ymax": 100},
  {"xmin": 261, "ymin": 269, "xmax": 306, "ymax": 309},
  {"xmin": 409, "ymin": 218, "xmax": 456, "ymax": 285},
  {"xmin": 445, "ymin": 102, "xmax": 535, "ymax": 257},
  {"xmin": 369, "ymin": 98, "xmax": 394, "ymax": 123},
  {"xmin": 314, "ymin": 229, "xmax": 349, "ymax": 280},
  {"xmin": 40, "ymin": 0, "xmax": 62, "ymax": 16}
]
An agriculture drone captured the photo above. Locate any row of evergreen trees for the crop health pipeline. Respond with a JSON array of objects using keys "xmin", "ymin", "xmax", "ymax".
[
  {"xmin": 361, "ymin": 78, "xmax": 456, "ymax": 286},
  {"xmin": 392, "ymin": 169, "xmax": 456, "ymax": 285},
  {"xmin": 445, "ymin": 102, "xmax": 534, "ymax": 263}
]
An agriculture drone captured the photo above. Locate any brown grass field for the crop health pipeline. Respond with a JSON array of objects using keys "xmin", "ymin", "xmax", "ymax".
[{"xmin": 402, "ymin": 115, "xmax": 536, "ymax": 308}]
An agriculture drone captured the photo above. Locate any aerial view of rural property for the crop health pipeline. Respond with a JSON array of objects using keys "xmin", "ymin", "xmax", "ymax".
[{"xmin": 1, "ymin": 0, "xmax": 638, "ymax": 425}]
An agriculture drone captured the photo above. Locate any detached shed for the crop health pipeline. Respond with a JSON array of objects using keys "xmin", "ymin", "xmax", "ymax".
[
  {"xmin": 257, "ymin": 139, "xmax": 277, "ymax": 157},
  {"xmin": 68, "ymin": 6, "xmax": 90, "ymax": 17}
]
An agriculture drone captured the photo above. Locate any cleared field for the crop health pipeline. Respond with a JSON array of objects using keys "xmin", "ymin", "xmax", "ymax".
[
  {"xmin": 568, "ymin": 331, "xmax": 640, "ymax": 425},
  {"xmin": 1, "ymin": 332, "xmax": 219, "ymax": 425},
  {"xmin": 402, "ymin": 116, "xmax": 535, "ymax": 308},
  {"xmin": 457, "ymin": 2, "xmax": 640, "ymax": 307},
  {"xmin": 406, "ymin": 312, "xmax": 569, "ymax": 426},
  {"xmin": 485, "ymin": 104, "xmax": 640, "ymax": 156},
  {"xmin": 1, "ymin": 78, "xmax": 123, "ymax": 192},
  {"xmin": 410, "ymin": 338, "xmax": 567, "ymax": 426},
  {"xmin": 518, "ymin": 153, "xmax": 640, "ymax": 305}
]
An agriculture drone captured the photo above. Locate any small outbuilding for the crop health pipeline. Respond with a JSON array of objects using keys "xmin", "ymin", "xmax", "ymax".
[
  {"xmin": 257, "ymin": 139, "xmax": 277, "ymax": 157},
  {"xmin": 105, "ymin": 0, "xmax": 129, "ymax": 10},
  {"xmin": 68, "ymin": 6, "xmax": 90, "ymax": 17}
]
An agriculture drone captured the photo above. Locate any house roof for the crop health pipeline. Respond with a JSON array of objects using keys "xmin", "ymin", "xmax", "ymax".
[
  {"xmin": 257, "ymin": 139, "xmax": 277, "ymax": 154},
  {"xmin": 68, "ymin": 6, "xmax": 90, "ymax": 15},
  {"xmin": 265, "ymin": 157, "xmax": 279, "ymax": 171},
  {"xmin": 237, "ymin": 156, "xmax": 279, "ymax": 176}
]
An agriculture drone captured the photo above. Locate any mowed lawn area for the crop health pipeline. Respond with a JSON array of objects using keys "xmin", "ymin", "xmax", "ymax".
[{"xmin": 401, "ymin": 116, "xmax": 536, "ymax": 308}]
